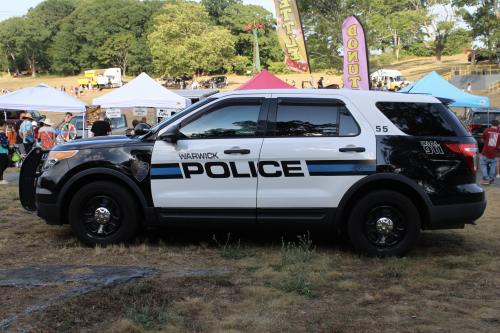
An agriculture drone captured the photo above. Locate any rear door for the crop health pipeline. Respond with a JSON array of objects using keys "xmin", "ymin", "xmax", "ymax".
[{"xmin": 256, "ymin": 95, "xmax": 376, "ymax": 226}]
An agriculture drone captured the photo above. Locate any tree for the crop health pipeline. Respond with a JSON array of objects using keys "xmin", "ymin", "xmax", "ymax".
[
  {"xmin": 98, "ymin": 33, "xmax": 135, "ymax": 76},
  {"xmin": 455, "ymin": 0, "xmax": 500, "ymax": 63},
  {"xmin": 0, "ymin": 17, "xmax": 24, "ymax": 74},
  {"xmin": 202, "ymin": 0, "xmax": 242, "ymax": 24},
  {"xmin": 17, "ymin": 17, "xmax": 51, "ymax": 77},
  {"xmin": 410, "ymin": 0, "xmax": 462, "ymax": 63},
  {"xmin": 147, "ymin": 1, "xmax": 237, "ymax": 75},
  {"xmin": 51, "ymin": 0, "xmax": 154, "ymax": 74},
  {"xmin": 218, "ymin": 4, "xmax": 283, "ymax": 68}
]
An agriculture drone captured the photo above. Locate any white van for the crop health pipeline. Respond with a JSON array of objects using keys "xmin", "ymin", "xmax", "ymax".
[{"xmin": 370, "ymin": 69, "xmax": 411, "ymax": 91}]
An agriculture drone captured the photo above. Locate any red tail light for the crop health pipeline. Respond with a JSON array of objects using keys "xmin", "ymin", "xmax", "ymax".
[
  {"xmin": 445, "ymin": 143, "xmax": 478, "ymax": 173},
  {"xmin": 469, "ymin": 124, "xmax": 481, "ymax": 131}
]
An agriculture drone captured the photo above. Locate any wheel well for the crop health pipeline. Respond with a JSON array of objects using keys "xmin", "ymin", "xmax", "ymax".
[
  {"xmin": 59, "ymin": 174, "xmax": 145, "ymax": 225},
  {"xmin": 338, "ymin": 179, "xmax": 431, "ymax": 230}
]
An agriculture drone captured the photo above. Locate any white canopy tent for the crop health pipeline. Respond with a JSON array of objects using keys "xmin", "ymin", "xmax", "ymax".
[
  {"xmin": 0, "ymin": 83, "xmax": 87, "ymax": 113},
  {"xmin": 93, "ymin": 72, "xmax": 191, "ymax": 109}
]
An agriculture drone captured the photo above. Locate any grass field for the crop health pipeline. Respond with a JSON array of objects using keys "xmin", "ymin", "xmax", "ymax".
[{"xmin": 1, "ymin": 177, "xmax": 500, "ymax": 332}]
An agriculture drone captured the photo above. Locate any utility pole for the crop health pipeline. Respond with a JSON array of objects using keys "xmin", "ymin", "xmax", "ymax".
[{"xmin": 245, "ymin": 20, "xmax": 266, "ymax": 76}]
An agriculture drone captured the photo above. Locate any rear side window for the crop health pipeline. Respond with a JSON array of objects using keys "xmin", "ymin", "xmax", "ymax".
[
  {"xmin": 275, "ymin": 104, "xmax": 338, "ymax": 137},
  {"xmin": 376, "ymin": 102, "xmax": 456, "ymax": 136}
]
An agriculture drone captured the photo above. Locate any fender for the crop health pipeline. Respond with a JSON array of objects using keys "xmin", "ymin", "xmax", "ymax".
[
  {"xmin": 57, "ymin": 167, "xmax": 149, "ymax": 208},
  {"xmin": 334, "ymin": 173, "xmax": 433, "ymax": 227}
]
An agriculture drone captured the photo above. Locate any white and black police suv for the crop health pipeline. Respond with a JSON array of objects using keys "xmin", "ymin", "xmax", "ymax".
[{"xmin": 19, "ymin": 89, "xmax": 486, "ymax": 257}]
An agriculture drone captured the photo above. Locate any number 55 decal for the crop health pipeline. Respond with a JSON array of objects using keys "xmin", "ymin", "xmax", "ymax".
[{"xmin": 376, "ymin": 126, "xmax": 388, "ymax": 132}]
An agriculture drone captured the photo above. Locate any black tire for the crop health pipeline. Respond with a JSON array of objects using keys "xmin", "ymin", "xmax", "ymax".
[
  {"xmin": 348, "ymin": 190, "xmax": 420, "ymax": 257},
  {"xmin": 69, "ymin": 181, "xmax": 140, "ymax": 246}
]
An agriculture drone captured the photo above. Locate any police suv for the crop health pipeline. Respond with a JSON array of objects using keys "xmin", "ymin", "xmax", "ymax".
[{"xmin": 19, "ymin": 89, "xmax": 486, "ymax": 257}]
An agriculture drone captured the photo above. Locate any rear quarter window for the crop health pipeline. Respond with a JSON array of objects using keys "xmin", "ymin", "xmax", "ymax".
[{"xmin": 376, "ymin": 102, "xmax": 457, "ymax": 136}]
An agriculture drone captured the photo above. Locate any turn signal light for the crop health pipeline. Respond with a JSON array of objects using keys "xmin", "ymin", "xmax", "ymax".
[
  {"xmin": 445, "ymin": 143, "xmax": 478, "ymax": 173},
  {"xmin": 43, "ymin": 150, "xmax": 78, "ymax": 171}
]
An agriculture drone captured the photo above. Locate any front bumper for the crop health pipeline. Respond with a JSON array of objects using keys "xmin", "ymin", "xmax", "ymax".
[
  {"xmin": 427, "ymin": 199, "xmax": 487, "ymax": 230},
  {"xmin": 36, "ymin": 202, "xmax": 62, "ymax": 225}
]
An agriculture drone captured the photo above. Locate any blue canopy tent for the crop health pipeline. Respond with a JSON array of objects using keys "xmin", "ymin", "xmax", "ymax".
[{"xmin": 399, "ymin": 71, "xmax": 489, "ymax": 108}]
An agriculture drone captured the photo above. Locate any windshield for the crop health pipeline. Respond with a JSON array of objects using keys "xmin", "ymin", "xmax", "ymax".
[
  {"xmin": 471, "ymin": 112, "xmax": 500, "ymax": 124},
  {"xmin": 395, "ymin": 76, "xmax": 406, "ymax": 81},
  {"xmin": 148, "ymin": 97, "xmax": 217, "ymax": 134}
]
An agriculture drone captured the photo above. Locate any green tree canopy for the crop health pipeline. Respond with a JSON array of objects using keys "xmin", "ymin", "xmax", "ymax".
[{"xmin": 148, "ymin": 1, "xmax": 238, "ymax": 76}]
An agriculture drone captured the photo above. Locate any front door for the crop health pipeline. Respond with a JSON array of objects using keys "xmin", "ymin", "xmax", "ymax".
[
  {"xmin": 151, "ymin": 95, "xmax": 270, "ymax": 222},
  {"xmin": 256, "ymin": 95, "xmax": 376, "ymax": 227}
]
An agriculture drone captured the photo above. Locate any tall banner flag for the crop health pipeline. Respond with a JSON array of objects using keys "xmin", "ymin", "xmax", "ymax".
[
  {"xmin": 342, "ymin": 16, "xmax": 370, "ymax": 90},
  {"xmin": 274, "ymin": 0, "xmax": 311, "ymax": 73}
]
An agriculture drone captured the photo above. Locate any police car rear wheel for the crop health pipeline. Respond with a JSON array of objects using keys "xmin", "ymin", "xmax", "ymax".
[
  {"xmin": 348, "ymin": 190, "xmax": 420, "ymax": 257},
  {"xmin": 69, "ymin": 182, "xmax": 139, "ymax": 246}
]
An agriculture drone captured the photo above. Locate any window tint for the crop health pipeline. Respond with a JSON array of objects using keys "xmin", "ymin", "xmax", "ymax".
[
  {"xmin": 275, "ymin": 104, "xmax": 338, "ymax": 137},
  {"xmin": 339, "ymin": 106, "xmax": 360, "ymax": 136},
  {"xmin": 471, "ymin": 112, "xmax": 500, "ymax": 124},
  {"xmin": 180, "ymin": 104, "xmax": 260, "ymax": 138},
  {"xmin": 376, "ymin": 102, "xmax": 456, "ymax": 136},
  {"xmin": 112, "ymin": 116, "xmax": 126, "ymax": 129},
  {"xmin": 71, "ymin": 117, "xmax": 83, "ymax": 130}
]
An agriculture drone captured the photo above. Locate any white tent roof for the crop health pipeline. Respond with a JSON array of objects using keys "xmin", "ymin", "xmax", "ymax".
[
  {"xmin": 93, "ymin": 72, "xmax": 191, "ymax": 109},
  {"xmin": 0, "ymin": 83, "xmax": 87, "ymax": 112}
]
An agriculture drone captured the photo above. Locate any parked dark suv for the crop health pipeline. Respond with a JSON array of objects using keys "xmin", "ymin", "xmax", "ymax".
[{"xmin": 464, "ymin": 108, "xmax": 500, "ymax": 149}]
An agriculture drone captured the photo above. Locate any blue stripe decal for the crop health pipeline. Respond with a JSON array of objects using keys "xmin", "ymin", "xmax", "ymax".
[
  {"xmin": 151, "ymin": 167, "xmax": 182, "ymax": 176},
  {"xmin": 307, "ymin": 164, "xmax": 376, "ymax": 173}
]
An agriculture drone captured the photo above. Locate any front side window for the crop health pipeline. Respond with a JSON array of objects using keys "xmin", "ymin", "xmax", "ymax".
[
  {"xmin": 180, "ymin": 103, "xmax": 261, "ymax": 139},
  {"xmin": 275, "ymin": 104, "xmax": 338, "ymax": 137}
]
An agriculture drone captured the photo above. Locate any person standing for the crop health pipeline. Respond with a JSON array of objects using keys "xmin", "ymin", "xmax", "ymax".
[
  {"xmin": 292, "ymin": 80, "xmax": 296, "ymax": 87},
  {"xmin": 467, "ymin": 83, "xmax": 472, "ymax": 92},
  {"xmin": 7, "ymin": 124, "xmax": 16, "ymax": 145},
  {"xmin": 0, "ymin": 120, "xmax": 9, "ymax": 184},
  {"xmin": 32, "ymin": 121, "xmax": 39, "ymax": 145},
  {"xmin": 19, "ymin": 114, "xmax": 35, "ymax": 154},
  {"xmin": 480, "ymin": 119, "xmax": 500, "ymax": 185},
  {"xmin": 317, "ymin": 77, "xmax": 324, "ymax": 89},
  {"xmin": 91, "ymin": 112, "xmax": 112, "ymax": 137},
  {"xmin": 15, "ymin": 111, "xmax": 25, "ymax": 155},
  {"xmin": 74, "ymin": 87, "xmax": 78, "ymax": 98},
  {"xmin": 38, "ymin": 119, "xmax": 56, "ymax": 150}
]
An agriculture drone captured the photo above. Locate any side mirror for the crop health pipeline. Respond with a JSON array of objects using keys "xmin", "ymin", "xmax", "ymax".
[
  {"xmin": 134, "ymin": 123, "xmax": 151, "ymax": 135},
  {"xmin": 159, "ymin": 124, "xmax": 180, "ymax": 143}
]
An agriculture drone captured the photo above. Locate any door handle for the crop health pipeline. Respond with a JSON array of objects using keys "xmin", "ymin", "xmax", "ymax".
[
  {"xmin": 339, "ymin": 147, "xmax": 365, "ymax": 152},
  {"xmin": 224, "ymin": 149, "xmax": 251, "ymax": 154}
]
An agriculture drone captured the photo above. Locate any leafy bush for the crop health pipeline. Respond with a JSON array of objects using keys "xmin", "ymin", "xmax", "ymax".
[{"xmin": 267, "ymin": 61, "xmax": 291, "ymax": 74}]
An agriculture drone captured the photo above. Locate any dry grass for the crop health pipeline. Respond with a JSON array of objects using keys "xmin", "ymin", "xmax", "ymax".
[{"xmin": 1, "ymin": 183, "xmax": 500, "ymax": 332}]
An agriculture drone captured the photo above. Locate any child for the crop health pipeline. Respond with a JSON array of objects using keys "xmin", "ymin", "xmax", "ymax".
[{"xmin": 7, "ymin": 124, "xmax": 16, "ymax": 145}]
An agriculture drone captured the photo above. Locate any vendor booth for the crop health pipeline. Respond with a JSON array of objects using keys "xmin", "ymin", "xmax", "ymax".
[
  {"xmin": 0, "ymin": 83, "xmax": 87, "ymax": 113},
  {"xmin": 235, "ymin": 70, "xmax": 296, "ymax": 90},
  {"xmin": 399, "ymin": 71, "xmax": 489, "ymax": 108},
  {"xmin": 93, "ymin": 73, "xmax": 191, "ymax": 124}
]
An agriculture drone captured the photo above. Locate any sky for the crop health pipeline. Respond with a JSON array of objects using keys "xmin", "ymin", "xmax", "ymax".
[{"xmin": 0, "ymin": 0, "xmax": 277, "ymax": 21}]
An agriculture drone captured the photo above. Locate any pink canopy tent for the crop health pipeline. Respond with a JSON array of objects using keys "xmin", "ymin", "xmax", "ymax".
[{"xmin": 235, "ymin": 70, "xmax": 296, "ymax": 90}]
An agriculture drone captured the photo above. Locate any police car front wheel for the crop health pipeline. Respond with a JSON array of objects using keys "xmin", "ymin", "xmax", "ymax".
[
  {"xmin": 348, "ymin": 190, "xmax": 420, "ymax": 257},
  {"xmin": 69, "ymin": 181, "xmax": 140, "ymax": 246}
]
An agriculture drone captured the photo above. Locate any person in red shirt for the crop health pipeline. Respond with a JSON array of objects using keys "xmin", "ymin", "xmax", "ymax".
[{"xmin": 480, "ymin": 119, "xmax": 500, "ymax": 185}]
